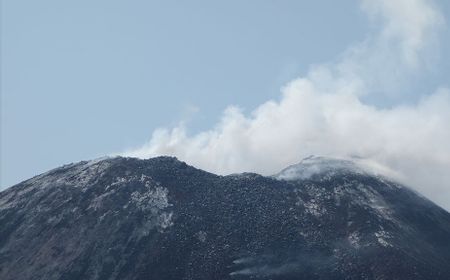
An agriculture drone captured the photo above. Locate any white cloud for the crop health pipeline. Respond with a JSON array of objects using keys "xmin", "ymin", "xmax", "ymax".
[
  {"xmin": 361, "ymin": 0, "xmax": 443, "ymax": 66},
  {"xmin": 123, "ymin": 0, "xmax": 450, "ymax": 210}
]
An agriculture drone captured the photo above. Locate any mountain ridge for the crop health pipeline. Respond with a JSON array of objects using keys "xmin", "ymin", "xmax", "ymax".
[{"xmin": 1, "ymin": 156, "xmax": 450, "ymax": 279}]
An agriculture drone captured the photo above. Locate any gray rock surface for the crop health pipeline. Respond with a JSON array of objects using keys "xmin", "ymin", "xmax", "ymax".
[{"xmin": 1, "ymin": 156, "xmax": 450, "ymax": 279}]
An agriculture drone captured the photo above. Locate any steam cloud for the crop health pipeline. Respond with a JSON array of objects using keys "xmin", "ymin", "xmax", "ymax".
[{"xmin": 123, "ymin": 0, "xmax": 450, "ymax": 210}]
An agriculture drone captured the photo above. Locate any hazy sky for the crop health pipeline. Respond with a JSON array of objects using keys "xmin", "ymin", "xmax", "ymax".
[
  {"xmin": 2, "ymin": 1, "xmax": 450, "ymax": 209},
  {"xmin": 1, "ymin": 0, "xmax": 367, "ymax": 187}
]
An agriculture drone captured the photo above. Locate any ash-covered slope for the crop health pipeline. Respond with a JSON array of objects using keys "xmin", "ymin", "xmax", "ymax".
[{"xmin": 1, "ymin": 156, "xmax": 450, "ymax": 280}]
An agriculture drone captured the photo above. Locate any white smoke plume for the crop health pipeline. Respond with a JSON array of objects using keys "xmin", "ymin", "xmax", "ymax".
[{"xmin": 123, "ymin": 0, "xmax": 450, "ymax": 210}]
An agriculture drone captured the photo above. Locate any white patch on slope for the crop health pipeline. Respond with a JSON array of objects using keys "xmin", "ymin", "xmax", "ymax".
[
  {"xmin": 375, "ymin": 230, "xmax": 393, "ymax": 247},
  {"xmin": 129, "ymin": 177, "xmax": 174, "ymax": 232},
  {"xmin": 0, "ymin": 159, "xmax": 114, "ymax": 210},
  {"xmin": 348, "ymin": 232, "xmax": 361, "ymax": 249},
  {"xmin": 30, "ymin": 158, "xmax": 113, "ymax": 191}
]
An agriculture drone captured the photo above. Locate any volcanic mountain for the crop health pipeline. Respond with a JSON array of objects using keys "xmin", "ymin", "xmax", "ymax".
[{"xmin": 1, "ymin": 156, "xmax": 450, "ymax": 280}]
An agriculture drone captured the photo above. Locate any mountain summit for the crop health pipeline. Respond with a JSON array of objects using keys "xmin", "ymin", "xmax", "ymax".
[
  {"xmin": 275, "ymin": 155, "xmax": 367, "ymax": 180},
  {"xmin": 1, "ymin": 156, "xmax": 450, "ymax": 279}
]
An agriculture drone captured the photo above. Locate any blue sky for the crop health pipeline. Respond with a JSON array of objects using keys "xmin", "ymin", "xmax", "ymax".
[{"xmin": 2, "ymin": 0, "xmax": 450, "ymax": 196}]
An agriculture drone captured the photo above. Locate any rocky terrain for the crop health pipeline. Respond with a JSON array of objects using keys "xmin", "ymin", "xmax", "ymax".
[{"xmin": 1, "ymin": 156, "xmax": 450, "ymax": 279}]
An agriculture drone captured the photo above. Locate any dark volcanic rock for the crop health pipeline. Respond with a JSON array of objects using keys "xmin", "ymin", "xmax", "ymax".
[{"xmin": 1, "ymin": 156, "xmax": 450, "ymax": 280}]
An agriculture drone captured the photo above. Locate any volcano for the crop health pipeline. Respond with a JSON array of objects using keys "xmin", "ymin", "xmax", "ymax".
[{"xmin": 1, "ymin": 156, "xmax": 450, "ymax": 279}]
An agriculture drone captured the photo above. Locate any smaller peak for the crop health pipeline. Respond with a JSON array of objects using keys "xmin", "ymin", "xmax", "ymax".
[
  {"xmin": 149, "ymin": 155, "xmax": 180, "ymax": 161},
  {"xmin": 144, "ymin": 156, "xmax": 187, "ymax": 166},
  {"xmin": 117, "ymin": 155, "xmax": 177, "ymax": 160},
  {"xmin": 298, "ymin": 155, "xmax": 353, "ymax": 164},
  {"xmin": 83, "ymin": 155, "xmax": 121, "ymax": 165},
  {"xmin": 116, "ymin": 155, "xmax": 185, "ymax": 168},
  {"xmin": 226, "ymin": 172, "xmax": 263, "ymax": 180},
  {"xmin": 275, "ymin": 155, "xmax": 363, "ymax": 181}
]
